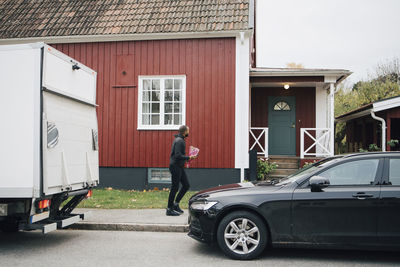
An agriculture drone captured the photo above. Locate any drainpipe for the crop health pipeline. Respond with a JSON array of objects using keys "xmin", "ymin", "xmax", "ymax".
[{"xmin": 370, "ymin": 110, "xmax": 386, "ymax": 152}]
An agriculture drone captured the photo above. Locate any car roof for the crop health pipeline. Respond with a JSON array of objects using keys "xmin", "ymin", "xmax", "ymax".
[{"xmin": 340, "ymin": 151, "xmax": 400, "ymax": 159}]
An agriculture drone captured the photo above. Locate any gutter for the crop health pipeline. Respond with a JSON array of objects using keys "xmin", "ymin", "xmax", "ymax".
[{"xmin": 0, "ymin": 29, "xmax": 253, "ymax": 45}]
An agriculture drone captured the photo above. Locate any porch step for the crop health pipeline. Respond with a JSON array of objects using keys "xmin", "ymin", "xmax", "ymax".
[
  {"xmin": 269, "ymin": 168, "xmax": 298, "ymax": 176},
  {"xmin": 268, "ymin": 157, "xmax": 299, "ymax": 165},
  {"xmin": 266, "ymin": 156, "xmax": 300, "ymax": 179},
  {"xmin": 270, "ymin": 162, "xmax": 299, "ymax": 169}
]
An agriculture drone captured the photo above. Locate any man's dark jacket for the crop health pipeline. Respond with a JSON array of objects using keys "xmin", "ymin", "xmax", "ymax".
[{"xmin": 170, "ymin": 134, "xmax": 189, "ymax": 167}]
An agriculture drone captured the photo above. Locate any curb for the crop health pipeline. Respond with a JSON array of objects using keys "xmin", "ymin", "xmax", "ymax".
[{"xmin": 68, "ymin": 222, "xmax": 189, "ymax": 233}]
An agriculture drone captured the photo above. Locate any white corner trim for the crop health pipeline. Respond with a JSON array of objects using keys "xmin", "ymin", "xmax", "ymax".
[
  {"xmin": 235, "ymin": 32, "xmax": 250, "ymax": 174},
  {"xmin": 324, "ymin": 75, "xmax": 337, "ymax": 84},
  {"xmin": 315, "ymin": 84, "xmax": 328, "ymax": 128},
  {"xmin": 315, "ymin": 85, "xmax": 329, "ymax": 155}
]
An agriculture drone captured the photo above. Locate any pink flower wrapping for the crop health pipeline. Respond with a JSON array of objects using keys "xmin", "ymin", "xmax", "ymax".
[{"xmin": 186, "ymin": 146, "xmax": 199, "ymax": 168}]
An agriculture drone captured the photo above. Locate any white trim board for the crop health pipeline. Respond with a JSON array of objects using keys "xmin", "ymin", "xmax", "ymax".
[
  {"xmin": 235, "ymin": 32, "xmax": 250, "ymax": 175},
  {"xmin": 373, "ymin": 96, "xmax": 400, "ymax": 112},
  {"xmin": 0, "ymin": 30, "xmax": 253, "ymax": 45},
  {"xmin": 336, "ymin": 96, "xmax": 400, "ymax": 122}
]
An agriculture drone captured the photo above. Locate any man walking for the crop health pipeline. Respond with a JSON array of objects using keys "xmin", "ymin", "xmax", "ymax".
[{"xmin": 167, "ymin": 125, "xmax": 197, "ymax": 216}]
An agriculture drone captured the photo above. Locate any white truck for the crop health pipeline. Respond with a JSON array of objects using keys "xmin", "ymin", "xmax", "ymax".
[{"xmin": 0, "ymin": 43, "xmax": 99, "ymax": 233}]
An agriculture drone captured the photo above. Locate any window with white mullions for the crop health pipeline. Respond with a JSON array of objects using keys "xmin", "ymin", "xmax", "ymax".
[{"xmin": 138, "ymin": 76, "xmax": 186, "ymax": 130}]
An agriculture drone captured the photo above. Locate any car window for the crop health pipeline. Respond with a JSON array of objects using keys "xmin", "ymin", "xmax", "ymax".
[
  {"xmin": 389, "ymin": 159, "xmax": 400, "ymax": 185},
  {"xmin": 318, "ymin": 159, "xmax": 379, "ymax": 185},
  {"xmin": 276, "ymin": 156, "xmax": 342, "ymax": 186}
]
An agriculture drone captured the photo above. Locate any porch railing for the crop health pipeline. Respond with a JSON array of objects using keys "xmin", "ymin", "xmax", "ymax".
[
  {"xmin": 300, "ymin": 128, "xmax": 333, "ymax": 158},
  {"xmin": 249, "ymin": 127, "xmax": 268, "ymax": 158}
]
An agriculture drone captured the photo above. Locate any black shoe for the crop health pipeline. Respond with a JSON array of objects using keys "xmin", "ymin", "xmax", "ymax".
[
  {"xmin": 173, "ymin": 203, "xmax": 184, "ymax": 214},
  {"xmin": 166, "ymin": 208, "xmax": 181, "ymax": 216}
]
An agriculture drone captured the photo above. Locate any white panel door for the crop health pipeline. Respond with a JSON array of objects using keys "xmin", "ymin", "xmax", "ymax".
[
  {"xmin": 42, "ymin": 45, "xmax": 97, "ymax": 105},
  {"xmin": 42, "ymin": 92, "xmax": 99, "ymax": 196}
]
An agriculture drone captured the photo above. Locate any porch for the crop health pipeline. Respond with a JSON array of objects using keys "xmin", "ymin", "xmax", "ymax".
[{"xmin": 248, "ymin": 68, "xmax": 351, "ymax": 160}]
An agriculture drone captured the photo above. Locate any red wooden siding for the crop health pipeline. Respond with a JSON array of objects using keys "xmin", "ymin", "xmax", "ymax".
[
  {"xmin": 251, "ymin": 87, "xmax": 316, "ymax": 156},
  {"xmin": 52, "ymin": 38, "xmax": 236, "ymax": 169}
]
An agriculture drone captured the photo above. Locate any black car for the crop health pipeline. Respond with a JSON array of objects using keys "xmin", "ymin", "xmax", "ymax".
[{"xmin": 188, "ymin": 152, "xmax": 400, "ymax": 260}]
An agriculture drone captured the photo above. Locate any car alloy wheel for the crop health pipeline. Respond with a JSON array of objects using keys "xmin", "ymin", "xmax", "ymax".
[
  {"xmin": 217, "ymin": 211, "xmax": 267, "ymax": 260},
  {"xmin": 224, "ymin": 218, "xmax": 260, "ymax": 255}
]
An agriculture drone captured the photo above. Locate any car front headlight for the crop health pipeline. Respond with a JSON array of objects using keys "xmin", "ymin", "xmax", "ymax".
[{"xmin": 190, "ymin": 201, "xmax": 218, "ymax": 211}]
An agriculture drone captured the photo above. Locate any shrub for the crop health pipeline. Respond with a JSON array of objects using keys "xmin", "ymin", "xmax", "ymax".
[
  {"xmin": 257, "ymin": 158, "xmax": 277, "ymax": 180},
  {"xmin": 388, "ymin": 139, "xmax": 399, "ymax": 147},
  {"xmin": 358, "ymin": 143, "xmax": 381, "ymax": 152}
]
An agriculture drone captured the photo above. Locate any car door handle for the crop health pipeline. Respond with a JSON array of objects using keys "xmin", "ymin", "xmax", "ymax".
[{"xmin": 352, "ymin": 193, "xmax": 374, "ymax": 199}]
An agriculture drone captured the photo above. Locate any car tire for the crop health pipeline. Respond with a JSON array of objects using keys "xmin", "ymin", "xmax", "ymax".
[{"xmin": 216, "ymin": 210, "xmax": 267, "ymax": 260}]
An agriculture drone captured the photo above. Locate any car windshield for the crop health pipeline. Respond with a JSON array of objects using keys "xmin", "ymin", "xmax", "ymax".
[{"xmin": 275, "ymin": 156, "xmax": 342, "ymax": 186}]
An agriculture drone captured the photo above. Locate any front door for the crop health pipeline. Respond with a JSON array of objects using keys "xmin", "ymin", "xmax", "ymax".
[{"xmin": 268, "ymin": 96, "xmax": 296, "ymax": 155}]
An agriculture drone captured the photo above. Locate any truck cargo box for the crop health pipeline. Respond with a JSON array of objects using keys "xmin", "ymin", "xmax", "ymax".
[
  {"xmin": 0, "ymin": 43, "xmax": 99, "ymax": 198},
  {"xmin": 0, "ymin": 43, "xmax": 99, "ymax": 232}
]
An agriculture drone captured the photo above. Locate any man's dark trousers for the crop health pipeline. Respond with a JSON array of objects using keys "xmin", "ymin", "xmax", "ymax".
[{"xmin": 168, "ymin": 164, "xmax": 189, "ymax": 208}]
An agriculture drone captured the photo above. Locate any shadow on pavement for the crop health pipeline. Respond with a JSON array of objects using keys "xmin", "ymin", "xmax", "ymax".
[
  {"xmin": 193, "ymin": 242, "xmax": 400, "ymax": 264},
  {"xmin": 0, "ymin": 231, "xmax": 78, "ymax": 252}
]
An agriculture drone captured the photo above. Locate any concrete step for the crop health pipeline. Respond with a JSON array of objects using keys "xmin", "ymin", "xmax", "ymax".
[{"xmin": 270, "ymin": 168, "xmax": 298, "ymax": 176}]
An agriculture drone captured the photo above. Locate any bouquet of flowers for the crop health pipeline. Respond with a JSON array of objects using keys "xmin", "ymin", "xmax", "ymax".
[{"xmin": 186, "ymin": 146, "xmax": 199, "ymax": 168}]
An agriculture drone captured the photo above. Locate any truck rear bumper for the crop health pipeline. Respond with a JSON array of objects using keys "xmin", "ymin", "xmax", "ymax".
[{"xmin": 21, "ymin": 213, "xmax": 86, "ymax": 234}]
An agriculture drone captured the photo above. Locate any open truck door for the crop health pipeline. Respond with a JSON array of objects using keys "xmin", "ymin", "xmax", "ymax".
[{"xmin": 0, "ymin": 43, "xmax": 99, "ymax": 233}]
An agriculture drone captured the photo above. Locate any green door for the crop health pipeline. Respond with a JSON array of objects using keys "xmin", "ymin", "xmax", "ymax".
[{"xmin": 268, "ymin": 96, "xmax": 296, "ymax": 155}]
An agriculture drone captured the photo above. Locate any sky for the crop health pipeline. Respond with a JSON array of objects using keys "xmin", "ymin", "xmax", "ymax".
[{"xmin": 256, "ymin": 0, "xmax": 400, "ymax": 84}]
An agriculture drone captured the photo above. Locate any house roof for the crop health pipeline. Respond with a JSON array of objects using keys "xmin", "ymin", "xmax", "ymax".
[
  {"xmin": 250, "ymin": 67, "xmax": 352, "ymax": 88},
  {"xmin": 336, "ymin": 95, "xmax": 400, "ymax": 122},
  {"xmin": 250, "ymin": 67, "xmax": 352, "ymax": 78},
  {"xmin": 0, "ymin": 0, "xmax": 252, "ymax": 40}
]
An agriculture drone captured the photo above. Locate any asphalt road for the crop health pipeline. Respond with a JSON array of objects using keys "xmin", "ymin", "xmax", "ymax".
[{"xmin": 0, "ymin": 230, "xmax": 399, "ymax": 267}]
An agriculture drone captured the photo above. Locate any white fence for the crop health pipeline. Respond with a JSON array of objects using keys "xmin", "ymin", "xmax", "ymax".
[
  {"xmin": 249, "ymin": 127, "xmax": 268, "ymax": 157},
  {"xmin": 300, "ymin": 128, "xmax": 333, "ymax": 158}
]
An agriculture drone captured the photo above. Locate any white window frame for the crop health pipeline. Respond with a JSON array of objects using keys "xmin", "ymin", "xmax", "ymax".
[{"xmin": 137, "ymin": 75, "xmax": 186, "ymax": 130}]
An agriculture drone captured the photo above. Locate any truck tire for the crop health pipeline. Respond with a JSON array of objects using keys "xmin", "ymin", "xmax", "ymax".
[{"xmin": 216, "ymin": 211, "xmax": 267, "ymax": 260}]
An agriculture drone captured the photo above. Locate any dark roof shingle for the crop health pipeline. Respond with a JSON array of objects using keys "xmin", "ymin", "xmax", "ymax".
[{"xmin": 0, "ymin": 0, "xmax": 251, "ymax": 39}]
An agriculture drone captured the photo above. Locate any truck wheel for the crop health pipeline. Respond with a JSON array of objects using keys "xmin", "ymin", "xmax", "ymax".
[
  {"xmin": 216, "ymin": 211, "xmax": 267, "ymax": 260},
  {"xmin": 0, "ymin": 222, "xmax": 19, "ymax": 233}
]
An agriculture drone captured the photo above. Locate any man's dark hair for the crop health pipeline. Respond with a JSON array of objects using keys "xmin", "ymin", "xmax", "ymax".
[{"xmin": 178, "ymin": 125, "xmax": 188, "ymax": 135}]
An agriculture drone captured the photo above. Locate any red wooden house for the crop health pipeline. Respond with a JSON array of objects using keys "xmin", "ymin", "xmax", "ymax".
[{"xmin": 0, "ymin": 0, "xmax": 351, "ymax": 189}]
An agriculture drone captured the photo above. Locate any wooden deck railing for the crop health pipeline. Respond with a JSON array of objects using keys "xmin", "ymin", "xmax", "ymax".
[
  {"xmin": 249, "ymin": 127, "xmax": 268, "ymax": 158},
  {"xmin": 300, "ymin": 128, "xmax": 333, "ymax": 158}
]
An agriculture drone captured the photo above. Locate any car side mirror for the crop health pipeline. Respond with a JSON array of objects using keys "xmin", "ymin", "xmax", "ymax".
[{"xmin": 309, "ymin": 176, "xmax": 330, "ymax": 192}]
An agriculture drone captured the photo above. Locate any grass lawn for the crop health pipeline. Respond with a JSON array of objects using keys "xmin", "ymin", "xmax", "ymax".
[{"xmin": 77, "ymin": 188, "xmax": 197, "ymax": 209}]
